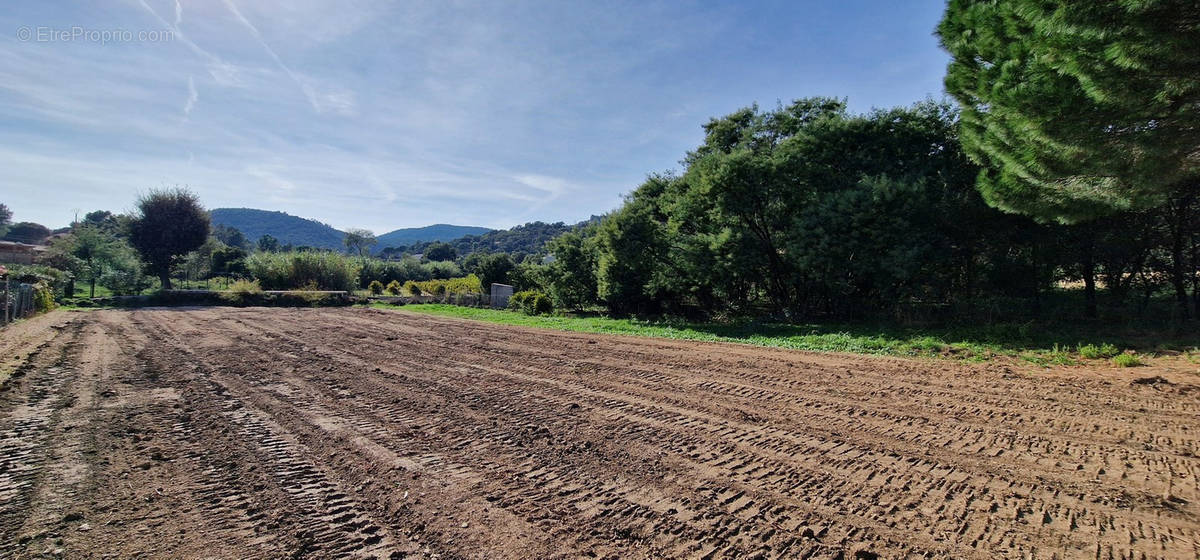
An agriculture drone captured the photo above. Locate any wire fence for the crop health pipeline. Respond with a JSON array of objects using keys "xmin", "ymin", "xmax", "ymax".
[{"xmin": 1, "ymin": 279, "xmax": 36, "ymax": 325}]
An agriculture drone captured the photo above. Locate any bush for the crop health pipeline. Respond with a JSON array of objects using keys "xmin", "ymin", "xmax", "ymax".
[
  {"xmin": 228, "ymin": 279, "xmax": 263, "ymax": 293},
  {"xmin": 508, "ymin": 291, "xmax": 530, "ymax": 311},
  {"xmin": 422, "ymin": 260, "xmax": 461, "ymax": 280},
  {"xmin": 33, "ymin": 286, "xmax": 55, "ymax": 312},
  {"xmin": 246, "ymin": 251, "xmax": 360, "ymax": 291},
  {"xmin": 96, "ymin": 245, "xmax": 151, "ymax": 296},
  {"xmin": 386, "ymin": 280, "xmax": 403, "ymax": 295},
  {"xmin": 508, "ymin": 290, "xmax": 553, "ymax": 315},
  {"xmin": 5, "ymin": 264, "xmax": 70, "ymax": 297},
  {"xmin": 358, "ymin": 256, "xmax": 425, "ymax": 288},
  {"xmin": 1078, "ymin": 342, "xmax": 1119, "ymax": 359},
  {"xmin": 1112, "ymin": 352, "xmax": 1143, "ymax": 367},
  {"xmin": 368, "ymin": 280, "xmax": 385, "ymax": 295},
  {"xmin": 220, "ymin": 279, "xmax": 263, "ymax": 305},
  {"xmin": 404, "ymin": 275, "xmax": 484, "ymax": 299},
  {"xmin": 99, "ymin": 267, "xmax": 152, "ymax": 296},
  {"xmin": 530, "ymin": 292, "xmax": 553, "ymax": 315}
]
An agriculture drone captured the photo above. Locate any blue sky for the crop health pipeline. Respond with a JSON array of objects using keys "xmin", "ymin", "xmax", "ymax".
[{"xmin": 1, "ymin": 1, "xmax": 950, "ymax": 232}]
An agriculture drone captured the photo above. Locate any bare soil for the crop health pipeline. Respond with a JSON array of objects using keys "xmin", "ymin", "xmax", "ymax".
[{"xmin": 1, "ymin": 307, "xmax": 1197, "ymax": 559}]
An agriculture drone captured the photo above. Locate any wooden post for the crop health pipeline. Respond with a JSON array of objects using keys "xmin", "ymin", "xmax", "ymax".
[{"xmin": 3, "ymin": 275, "xmax": 9, "ymax": 325}]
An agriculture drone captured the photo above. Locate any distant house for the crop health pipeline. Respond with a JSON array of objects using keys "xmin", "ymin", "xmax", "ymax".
[{"xmin": 0, "ymin": 241, "xmax": 40, "ymax": 265}]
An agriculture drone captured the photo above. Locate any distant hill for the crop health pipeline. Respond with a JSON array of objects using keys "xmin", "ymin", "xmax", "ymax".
[
  {"xmin": 210, "ymin": 208, "xmax": 492, "ymax": 253},
  {"xmin": 376, "ymin": 224, "xmax": 492, "ymax": 249},
  {"xmin": 386, "ymin": 218, "xmax": 602, "ymax": 257},
  {"xmin": 210, "ymin": 208, "xmax": 344, "ymax": 250}
]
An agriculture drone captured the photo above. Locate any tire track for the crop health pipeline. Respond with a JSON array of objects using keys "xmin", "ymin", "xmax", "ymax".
[{"xmin": 3, "ymin": 307, "xmax": 1197, "ymax": 559}]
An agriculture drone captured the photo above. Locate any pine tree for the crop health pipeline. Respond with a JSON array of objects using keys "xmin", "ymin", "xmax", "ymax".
[{"xmin": 937, "ymin": 0, "xmax": 1200, "ymax": 223}]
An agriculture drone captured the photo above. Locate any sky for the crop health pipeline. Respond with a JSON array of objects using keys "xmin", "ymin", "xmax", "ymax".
[{"xmin": 1, "ymin": 1, "xmax": 951, "ymax": 233}]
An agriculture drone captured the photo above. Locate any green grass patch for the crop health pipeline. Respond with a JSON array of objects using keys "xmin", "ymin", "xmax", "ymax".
[
  {"xmin": 1112, "ymin": 352, "xmax": 1143, "ymax": 367},
  {"xmin": 1077, "ymin": 342, "xmax": 1120, "ymax": 360},
  {"xmin": 378, "ymin": 304, "xmax": 1198, "ymax": 364}
]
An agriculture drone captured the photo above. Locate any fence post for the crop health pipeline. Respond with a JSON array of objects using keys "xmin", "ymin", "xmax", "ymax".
[{"xmin": 3, "ymin": 276, "xmax": 8, "ymax": 324}]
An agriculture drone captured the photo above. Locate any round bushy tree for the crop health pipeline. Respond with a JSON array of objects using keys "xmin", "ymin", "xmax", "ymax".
[{"xmin": 128, "ymin": 188, "xmax": 210, "ymax": 289}]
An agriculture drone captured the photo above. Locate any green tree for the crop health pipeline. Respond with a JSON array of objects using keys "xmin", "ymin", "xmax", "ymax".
[
  {"xmin": 99, "ymin": 243, "xmax": 152, "ymax": 296},
  {"xmin": 180, "ymin": 237, "xmax": 223, "ymax": 288},
  {"xmin": 49, "ymin": 225, "xmax": 116, "ymax": 298},
  {"xmin": 937, "ymin": 0, "xmax": 1200, "ymax": 222},
  {"xmin": 257, "ymin": 234, "xmax": 280, "ymax": 253},
  {"xmin": 591, "ymin": 100, "xmax": 1029, "ymax": 320},
  {"xmin": 545, "ymin": 229, "xmax": 598, "ymax": 310},
  {"xmin": 423, "ymin": 241, "xmax": 458, "ymax": 262},
  {"xmin": 212, "ymin": 246, "xmax": 248, "ymax": 278},
  {"xmin": 128, "ymin": 188, "xmax": 210, "ymax": 289},
  {"xmin": 595, "ymin": 191, "xmax": 673, "ymax": 316},
  {"xmin": 0, "ymin": 203, "xmax": 13, "ymax": 237},
  {"xmin": 680, "ymin": 99, "xmax": 851, "ymax": 314},
  {"xmin": 471, "ymin": 252, "xmax": 515, "ymax": 292},
  {"xmin": 343, "ymin": 228, "xmax": 377, "ymax": 257},
  {"xmin": 422, "ymin": 259, "xmax": 461, "ymax": 279},
  {"xmin": 3, "ymin": 222, "xmax": 52, "ymax": 244},
  {"xmin": 82, "ymin": 210, "xmax": 120, "ymax": 233},
  {"xmin": 212, "ymin": 224, "xmax": 250, "ymax": 249},
  {"xmin": 507, "ymin": 258, "xmax": 548, "ymax": 293}
]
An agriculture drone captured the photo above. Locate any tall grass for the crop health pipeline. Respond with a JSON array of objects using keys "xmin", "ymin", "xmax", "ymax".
[
  {"xmin": 401, "ymin": 274, "xmax": 483, "ymax": 296},
  {"xmin": 356, "ymin": 257, "xmax": 462, "ymax": 289},
  {"xmin": 245, "ymin": 251, "xmax": 360, "ymax": 291}
]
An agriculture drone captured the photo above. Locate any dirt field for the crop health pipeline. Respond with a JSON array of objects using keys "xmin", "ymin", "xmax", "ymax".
[{"xmin": 0, "ymin": 307, "xmax": 1197, "ymax": 559}]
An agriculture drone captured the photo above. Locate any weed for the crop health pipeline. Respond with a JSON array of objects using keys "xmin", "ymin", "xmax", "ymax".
[
  {"xmin": 227, "ymin": 279, "xmax": 262, "ymax": 293},
  {"xmin": 1112, "ymin": 352, "xmax": 1142, "ymax": 367},
  {"xmin": 1078, "ymin": 342, "xmax": 1119, "ymax": 359}
]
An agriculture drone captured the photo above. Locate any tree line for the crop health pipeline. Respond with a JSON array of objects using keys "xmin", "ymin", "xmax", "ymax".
[
  {"xmin": 485, "ymin": 2, "xmax": 1199, "ymax": 324},
  {"xmin": 485, "ymin": 100, "xmax": 1192, "ymax": 323}
]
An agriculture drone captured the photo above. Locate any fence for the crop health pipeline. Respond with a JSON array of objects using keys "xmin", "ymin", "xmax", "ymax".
[{"xmin": 2, "ymin": 280, "xmax": 35, "ymax": 325}]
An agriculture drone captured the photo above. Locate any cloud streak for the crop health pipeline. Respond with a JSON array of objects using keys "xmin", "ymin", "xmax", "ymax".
[
  {"xmin": 183, "ymin": 75, "xmax": 197, "ymax": 118},
  {"xmin": 1, "ymin": 2, "xmax": 949, "ymax": 232}
]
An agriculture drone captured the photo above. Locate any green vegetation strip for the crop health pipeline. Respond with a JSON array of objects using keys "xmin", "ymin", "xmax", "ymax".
[{"xmin": 384, "ymin": 304, "xmax": 1194, "ymax": 365}]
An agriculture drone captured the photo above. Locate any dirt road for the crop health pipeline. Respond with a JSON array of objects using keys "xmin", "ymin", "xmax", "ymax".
[{"xmin": 0, "ymin": 308, "xmax": 1197, "ymax": 559}]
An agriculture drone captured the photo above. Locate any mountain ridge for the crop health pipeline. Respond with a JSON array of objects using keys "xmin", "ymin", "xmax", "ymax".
[
  {"xmin": 209, "ymin": 208, "xmax": 492, "ymax": 252},
  {"xmin": 375, "ymin": 224, "xmax": 491, "ymax": 248}
]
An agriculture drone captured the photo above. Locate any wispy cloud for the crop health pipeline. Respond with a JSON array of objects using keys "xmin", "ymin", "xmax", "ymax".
[
  {"xmin": 221, "ymin": 0, "xmax": 355, "ymax": 115},
  {"xmin": 0, "ymin": 2, "xmax": 949, "ymax": 231},
  {"xmin": 182, "ymin": 75, "xmax": 198, "ymax": 118}
]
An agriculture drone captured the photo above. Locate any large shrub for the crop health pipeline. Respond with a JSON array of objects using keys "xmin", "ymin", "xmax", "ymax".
[
  {"xmin": 422, "ymin": 260, "xmax": 461, "ymax": 280},
  {"xmin": 99, "ymin": 244, "xmax": 152, "ymax": 296},
  {"xmin": 220, "ymin": 279, "xmax": 264, "ymax": 305},
  {"xmin": 6, "ymin": 264, "xmax": 70, "ymax": 297},
  {"xmin": 358, "ymin": 256, "xmax": 425, "ymax": 288},
  {"xmin": 368, "ymin": 280, "xmax": 385, "ymax": 295},
  {"xmin": 246, "ymin": 251, "xmax": 360, "ymax": 291},
  {"xmin": 403, "ymin": 274, "xmax": 484, "ymax": 297},
  {"xmin": 33, "ymin": 286, "xmax": 55, "ymax": 312},
  {"xmin": 99, "ymin": 267, "xmax": 152, "ymax": 296},
  {"xmin": 405, "ymin": 281, "xmax": 422, "ymax": 296},
  {"xmin": 508, "ymin": 290, "xmax": 553, "ymax": 315}
]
